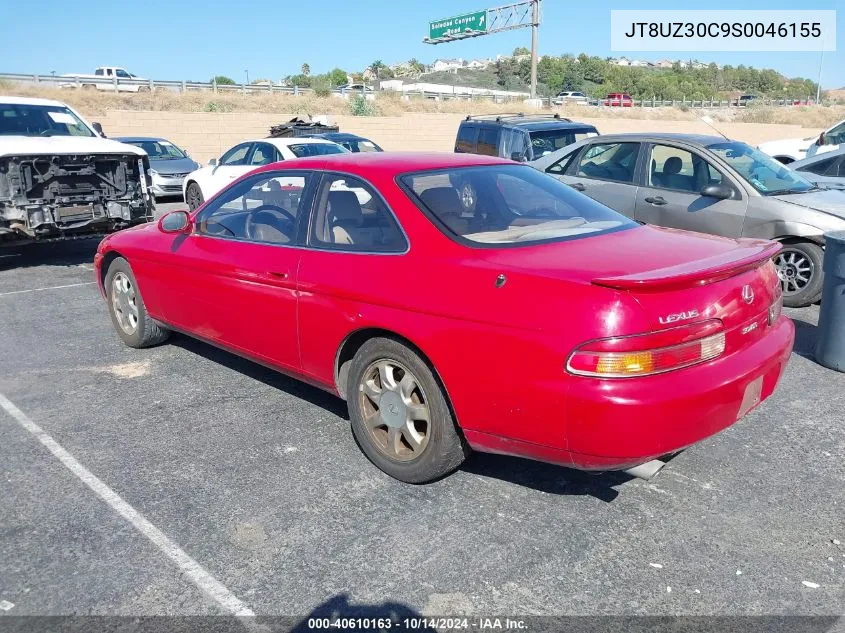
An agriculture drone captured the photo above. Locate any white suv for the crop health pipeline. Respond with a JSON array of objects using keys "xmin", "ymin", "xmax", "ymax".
[
  {"xmin": 553, "ymin": 91, "xmax": 588, "ymax": 106},
  {"xmin": 758, "ymin": 118, "xmax": 845, "ymax": 164}
]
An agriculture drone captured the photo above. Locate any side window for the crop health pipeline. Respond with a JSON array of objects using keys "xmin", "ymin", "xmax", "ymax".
[
  {"xmin": 310, "ymin": 175, "xmax": 407, "ymax": 252},
  {"xmin": 825, "ymin": 121, "xmax": 845, "ymax": 145},
  {"xmin": 476, "ymin": 127, "xmax": 499, "ymax": 156},
  {"xmin": 649, "ymin": 145, "xmax": 720, "ymax": 193},
  {"xmin": 835, "ymin": 157, "xmax": 845, "ymax": 177},
  {"xmin": 219, "ymin": 143, "xmax": 251, "ymax": 166},
  {"xmin": 94, "ymin": 69, "xmax": 104, "ymax": 76},
  {"xmin": 576, "ymin": 142, "xmax": 640, "ymax": 184},
  {"xmin": 197, "ymin": 172, "xmax": 311, "ymax": 244},
  {"xmin": 499, "ymin": 128, "xmax": 529, "ymax": 161},
  {"xmin": 249, "ymin": 143, "xmax": 277, "ymax": 166},
  {"xmin": 796, "ymin": 156, "xmax": 836, "ymax": 176},
  {"xmin": 106, "ymin": 69, "xmax": 114, "ymax": 77},
  {"xmin": 455, "ymin": 125, "xmax": 479, "ymax": 153},
  {"xmin": 116, "ymin": 69, "xmax": 131, "ymax": 78},
  {"xmin": 546, "ymin": 151, "xmax": 578, "ymax": 175}
]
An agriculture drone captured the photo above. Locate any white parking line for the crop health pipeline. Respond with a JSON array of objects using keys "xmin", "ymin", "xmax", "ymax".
[
  {"xmin": 0, "ymin": 393, "xmax": 256, "ymax": 617},
  {"xmin": 0, "ymin": 282, "xmax": 95, "ymax": 297}
]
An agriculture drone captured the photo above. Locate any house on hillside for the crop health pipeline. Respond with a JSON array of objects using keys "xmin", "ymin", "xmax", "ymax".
[
  {"xmin": 432, "ymin": 58, "xmax": 464, "ymax": 72},
  {"xmin": 466, "ymin": 58, "xmax": 493, "ymax": 69},
  {"xmin": 629, "ymin": 59, "xmax": 651, "ymax": 67},
  {"xmin": 655, "ymin": 59, "xmax": 673, "ymax": 69}
]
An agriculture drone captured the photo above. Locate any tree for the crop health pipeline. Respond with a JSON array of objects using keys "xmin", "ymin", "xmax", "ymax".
[
  {"xmin": 327, "ymin": 68, "xmax": 348, "ymax": 87},
  {"xmin": 512, "ymin": 46, "xmax": 530, "ymax": 56},
  {"xmin": 408, "ymin": 58, "xmax": 425, "ymax": 74},
  {"xmin": 301, "ymin": 63, "xmax": 310, "ymax": 76},
  {"xmin": 368, "ymin": 60, "xmax": 385, "ymax": 80},
  {"xmin": 210, "ymin": 75, "xmax": 235, "ymax": 85}
]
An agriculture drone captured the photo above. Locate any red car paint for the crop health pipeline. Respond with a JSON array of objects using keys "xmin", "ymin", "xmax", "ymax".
[
  {"xmin": 95, "ymin": 152, "xmax": 794, "ymax": 472},
  {"xmin": 604, "ymin": 93, "xmax": 633, "ymax": 107}
]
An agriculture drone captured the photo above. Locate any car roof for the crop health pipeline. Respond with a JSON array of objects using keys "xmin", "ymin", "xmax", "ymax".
[
  {"xmin": 0, "ymin": 95, "xmax": 71, "ymax": 107},
  {"xmin": 260, "ymin": 137, "xmax": 338, "ymax": 148},
  {"xmin": 578, "ymin": 132, "xmax": 728, "ymax": 146},
  {"xmin": 251, "ymin": 151, "xmax": 511, "ymax": 177},
  {"xmin": 115, "ymin": 136, "xmax": 171, "ymax": 143},
  {"xmin": 463, "ymin": 115, "xmax": 595, "ymax": 131},
  {"xmin": 312, "ymin": 132, "xmax": 370, "ymax": 141}
]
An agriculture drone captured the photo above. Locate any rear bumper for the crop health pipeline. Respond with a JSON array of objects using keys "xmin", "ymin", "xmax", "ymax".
[
  {"xmin": 465, "ymin": 316, "xmax": 794, "ymax": 471},
  {"xmin": 563, "ymin": 316, "xmax": 794, "ymax": 469}
]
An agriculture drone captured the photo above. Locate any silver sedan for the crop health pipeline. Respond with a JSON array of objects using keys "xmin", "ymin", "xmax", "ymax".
[{"xmin": 530, "ymin": 133, "xmax": 845, "ymax": 307}]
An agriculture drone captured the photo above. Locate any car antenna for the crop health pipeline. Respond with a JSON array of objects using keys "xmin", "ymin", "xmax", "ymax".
[{"xmin": 698, "ymin": 115, "xmax": 730, "ymax": 141}]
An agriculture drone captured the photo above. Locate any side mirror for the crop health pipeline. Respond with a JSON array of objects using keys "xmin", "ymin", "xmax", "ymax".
[
  {"xmin": 700, "ymin": 184, "xmax": 733, "ymax": 200},
  {"xmin": 208, "ymin": 158, "xmax": 218, "ymax": 167},
  {"xmin": 510, "ymin": 151, "xmax": 526, "ymax": 162},
  {"xmin": 158, "ymin": 210, "xmax": 191, "ymax": 233},
  {"xmin": 818, "ymin": 132, "xmax": 826, "ymax": 146},
  {"xmin": 92, "ymin": 122, "xmax": 106, "ymax": 137}
]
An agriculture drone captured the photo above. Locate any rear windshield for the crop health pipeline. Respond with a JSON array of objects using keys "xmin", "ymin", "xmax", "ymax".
[
  {"xmin": 529, "ymin": 127, "xmax": 597, "ymax": 158},
  {"xmin": 126, "ymin": 139, "xmax": 186, "ymax": 159},
  {"xmin": 287, "ymin": 143, "xmax": 348, "ymax": 158},
  {"xmin": 400, "ymin": 164, "xmax": 635, "ymax": 247}
]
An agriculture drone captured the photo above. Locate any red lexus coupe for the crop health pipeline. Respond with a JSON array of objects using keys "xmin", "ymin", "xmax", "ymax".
[{"xmin": 95, "ymin": 153, "xmax": 794, "ymax": 483}]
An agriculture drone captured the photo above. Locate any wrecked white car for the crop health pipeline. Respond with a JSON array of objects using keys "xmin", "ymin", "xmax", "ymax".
[{"xmin": 0, "ymin": 96, "xmax": 154, "ymax": 244}]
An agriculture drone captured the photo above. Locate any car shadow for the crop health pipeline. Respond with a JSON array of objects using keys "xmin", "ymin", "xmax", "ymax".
[
  {"xmin": 172, "ymin": 334, "xmax": 643, "ymax": 501},
  {"xmin": 0, "ymin": 237, "xmax": 100, "ymax": 270},
  {"xmin": 170, "ymin": 334, "xmax": 349, "ymax": 419},
  {"xmin": 461, "ymin": 452, "xmax": 632, "ymax": 502},
  {"xmin": 790, "ymin": 317, "xmax": 818, "ymax": 360},
  {"xmin": 284, "ymin": 593, "xmax": 435, "ymax": 632}
]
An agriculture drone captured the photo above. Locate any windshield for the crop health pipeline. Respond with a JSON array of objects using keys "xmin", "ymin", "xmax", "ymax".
[
  {"xmin": 288, "ymin": 143, "xmax": 348, "ymax": 158},
  {"xmin": 401, "ymin": 164, "xmax": 635, "ymax": 246},
  {"xmin": 126, "ymin": 139, "xmax": 187, "ymax": 159},
  {"xmin": 529, "ymin": 128, "xmax": 596, "ymax": 158},
  {"xmin": 707, "ymin": 141, "xmax": 815, "ymax": 195},
  {"xmin": 0, "ymin": 103, "xmax": 94, "ymax": 137}
]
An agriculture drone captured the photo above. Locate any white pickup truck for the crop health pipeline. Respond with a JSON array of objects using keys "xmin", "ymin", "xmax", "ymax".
[
  {"xmin": 0, "ymin": 96, "xmax": 154, "ymax": 245},
  {"xmin": 60, "ymin": 67, "xmax": 150, "ymax": 93}
]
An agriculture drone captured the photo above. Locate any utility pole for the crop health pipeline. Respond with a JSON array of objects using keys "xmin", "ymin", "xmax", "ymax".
[
  {"xmin": 530, "ymin": 0, "xmax": 540, "ymax": 99},
  {"xmin": 816, "ymin": 49, "xmax": 824, "ymax": 104}
]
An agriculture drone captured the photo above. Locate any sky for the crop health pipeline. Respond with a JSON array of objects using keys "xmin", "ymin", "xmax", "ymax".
[{"xmin": 3, "ymin": 0, "xmax": 842, "ymax": 88}]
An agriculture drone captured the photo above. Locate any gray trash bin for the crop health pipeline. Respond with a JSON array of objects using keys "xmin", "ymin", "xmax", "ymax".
[{"xmin": 814, "ymin": 230, "xmax": 845, "ymax": 372}]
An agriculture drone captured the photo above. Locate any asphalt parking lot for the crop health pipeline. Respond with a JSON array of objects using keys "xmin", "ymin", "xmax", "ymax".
[{"xmin": 0, "ymin": 235, "xmax": 843, "ymax": 623}]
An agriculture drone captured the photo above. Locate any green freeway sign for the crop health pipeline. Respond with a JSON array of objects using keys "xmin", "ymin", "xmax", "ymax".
[{"xmin": 429, "ymin": 10, "xmax": 487, "ymax": 39}]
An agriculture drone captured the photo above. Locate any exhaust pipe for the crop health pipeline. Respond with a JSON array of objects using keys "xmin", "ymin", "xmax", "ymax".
[{"xmin": 623, "ymin": 459, "xmax": 666, "ymax": 480}]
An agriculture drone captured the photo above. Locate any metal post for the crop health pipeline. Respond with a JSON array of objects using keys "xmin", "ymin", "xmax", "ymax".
[
  {"xmin": 816, "ymin": 49, "xmax": 824, "ymax": 104},
  {"xmin": 529, "ymin": 0, "xmax": 539, "ymax": 99}
]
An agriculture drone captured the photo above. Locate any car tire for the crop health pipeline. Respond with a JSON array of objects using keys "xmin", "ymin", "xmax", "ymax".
[
  {"xmin": 347, "ymin": 337, "xmax": 469, "ymax": 483},
  {"xmin": 186, "ymin": 182, "xmax": 204, "ymax": 211},
  {"xmin": 105, "ymin": 257, "xmax": 170, "ymax": 349},
  {"xmin": 775, "ymin": 241, "xmax": 824, "ymax": 308}
]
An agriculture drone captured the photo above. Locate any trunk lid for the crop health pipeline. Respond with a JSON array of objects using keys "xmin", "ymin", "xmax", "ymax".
[{"xmin": 480, "ymin": 224, "xmax": 781, "ymax": 346}]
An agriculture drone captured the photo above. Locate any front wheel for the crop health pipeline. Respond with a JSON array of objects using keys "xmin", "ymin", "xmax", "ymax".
[
  {"xmin": 105, "ymin": 257, "xmax": 170, "ymax": 348},
  {"xmin": 775, "ymin": 241, "xmax": 824, "ymax": 308},
  {"xmin": 347, "ymin": 338, "xmax": 469, "ymax": 483},
  {"xmin": 185, "ymin": 182, "xmax": 204, "ymax": 211}
]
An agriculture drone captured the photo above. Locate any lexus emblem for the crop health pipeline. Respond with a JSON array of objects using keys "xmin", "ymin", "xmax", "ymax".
[{"xmin": 742, "ymin": 285, "xmax": 754, "ymax": 304}]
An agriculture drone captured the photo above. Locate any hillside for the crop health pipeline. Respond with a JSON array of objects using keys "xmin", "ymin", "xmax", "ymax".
[{"xmin": 412, "ymin": 54, "xmax": 821, "ymax": 101}]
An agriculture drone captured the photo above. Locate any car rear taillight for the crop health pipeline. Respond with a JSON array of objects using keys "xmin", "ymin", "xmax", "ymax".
[
  {"xmin": 768, "ymin": 292, "xmax": 783, "ymax": 325},
  {"xmin": 567, "ymin": 319, "xmax": 726, "ymax": 378}
]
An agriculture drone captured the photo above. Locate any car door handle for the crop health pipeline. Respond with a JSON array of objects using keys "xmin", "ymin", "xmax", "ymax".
[
  {"xmin": 570, "ymin": 182, "xmax": 586, "ymax": 191},
  {"xmin": 267, "ymin": 271, "xmax": 289, "ymax": 279},
  {"xmin": 644, "ymin": 196, "xmax": 667, "ymax": 205},
  {"xmin": 261, "ymin": 271, "xmax": 296, "ymax": 289}
]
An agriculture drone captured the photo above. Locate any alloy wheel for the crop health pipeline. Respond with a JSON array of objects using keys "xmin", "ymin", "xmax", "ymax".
[
  {"xmin": 111, "ymin": 272, "xmax": 139, "ymax": 334},
  {"xmin": 358, "ymin": 359, "xmax": 431, "ymax": 462},
  {"xmin": 774, "ymin": 248, "xmax": 814, "ymax": 296}
]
